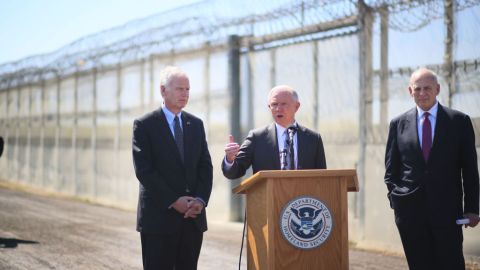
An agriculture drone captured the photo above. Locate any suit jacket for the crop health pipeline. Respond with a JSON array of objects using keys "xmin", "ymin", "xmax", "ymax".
[
  {"xmin": 384, "ymin": 104, "xmax": 479, "ymax": 225},
  {"xmin": 0, "ymin": 136, "xmax": 3, "ymax": 157},
  {"xmin": 132, "ymin": 108, "xmax": 213, "ymax": 234},
  {"xmin": 222, "ymin": 123, "xmax": 326, "ymax": 179}
]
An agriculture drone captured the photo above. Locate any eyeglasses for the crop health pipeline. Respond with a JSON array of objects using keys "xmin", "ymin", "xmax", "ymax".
[{"xmin": 268, "ymin": 103, "xmax": 290, "ymax": 109}]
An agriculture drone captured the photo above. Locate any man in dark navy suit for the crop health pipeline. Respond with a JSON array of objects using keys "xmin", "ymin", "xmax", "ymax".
[
  {"xmin": 384, "ymin": 68, "xmax": 479, "ymax": 270},
  {"xmin": 0, "ymin": 136, "xmax": 3, "ymax": 158},
  {"xmin": 132, "ymin": 66, "xmax": 213, "ymax": 270},
  {"xmin": 222, "ymin": 85, "xmax": 326, "ymax": 179}
]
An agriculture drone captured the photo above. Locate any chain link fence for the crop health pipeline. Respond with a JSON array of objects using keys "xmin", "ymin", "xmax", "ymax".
[{"xmin": 0, "ymin": 0, "xmax": 479, "ymax": 255}]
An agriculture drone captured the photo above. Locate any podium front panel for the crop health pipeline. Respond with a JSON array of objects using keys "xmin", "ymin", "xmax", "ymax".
[
  {"xmin": 238, "ymin": 170, "xmax": 355, "ymax": 270},
  {"xmin": 246, "ymin": 180, "xmax": 269, "ymax": 270},
  {"xmin": 270, "ymin": 176, "xmax": 348, "ymax": 270}
]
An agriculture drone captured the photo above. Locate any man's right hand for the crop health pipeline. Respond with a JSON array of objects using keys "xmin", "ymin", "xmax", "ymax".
[
  {"xmin": 464, "ymin": 213, "xmax": 480, "ymax": 228},
  {"xmin": 224, "ymin": 135, "xmax": 240, "ymax": 163}
]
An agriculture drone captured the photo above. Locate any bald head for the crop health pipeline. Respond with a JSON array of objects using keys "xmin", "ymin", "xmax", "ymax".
[
  {"xmin": 409, "ymin": 68, "xmax": 438, "ymax": 86},
  {"xmin": 268, "ymin": 85, "xmax": 298, "ymax": 103}
]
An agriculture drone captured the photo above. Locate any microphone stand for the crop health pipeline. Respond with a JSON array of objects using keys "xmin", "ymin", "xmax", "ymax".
[{"xmin": 280, "ymin": 149, "xmax": 288, "ymax": 170}]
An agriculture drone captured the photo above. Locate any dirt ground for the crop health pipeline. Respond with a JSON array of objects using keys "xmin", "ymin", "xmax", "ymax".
[{"xmin": 1, "ymin": 185, "xmax": 478, "ymax": 270}]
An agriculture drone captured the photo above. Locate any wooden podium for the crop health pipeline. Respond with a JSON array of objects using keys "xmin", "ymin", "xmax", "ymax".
[{"xmin": 233, "ymin": 169, "xmax": 358, "ymax": 270}]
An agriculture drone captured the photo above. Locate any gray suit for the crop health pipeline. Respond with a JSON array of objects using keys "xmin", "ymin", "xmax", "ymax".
[{"xmin": 222, "ymin": 123, "xmax": 326, "ymax": 179}]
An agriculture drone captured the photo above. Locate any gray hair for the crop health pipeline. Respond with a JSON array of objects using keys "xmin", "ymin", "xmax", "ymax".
[
  {"xmin": 160, "ymin": 66, "xmax": 187, "ymax": 88},
  {"xmin": 268, "ymin": 85, "xmax": 299, "ymax": 103}
]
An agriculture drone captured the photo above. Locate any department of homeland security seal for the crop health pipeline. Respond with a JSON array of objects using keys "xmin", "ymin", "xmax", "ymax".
[{"xmin": 280, "ymin": 196, "xmax": 333, "ymax": 249}]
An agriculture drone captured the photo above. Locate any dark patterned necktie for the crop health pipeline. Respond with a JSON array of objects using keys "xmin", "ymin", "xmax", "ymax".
[
  {"xmin": 280, "ymin": 147, "xmax": 288, "ymax": 170},
  {"xmin": 174, "ymin": 115, "xmax": 184, "ymax": 162},
  {"xmin": 422, "ymin": 112, "xmax": 432, "ymax": 161},
  {"xmin": 284, "ymin": 131, "xmax": 295, "ymax": 170}
]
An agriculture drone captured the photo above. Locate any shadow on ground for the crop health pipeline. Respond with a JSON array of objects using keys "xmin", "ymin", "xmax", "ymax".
[{"xmin": 0, "ymin": 238, "xmax": 39, "ymax": 248}]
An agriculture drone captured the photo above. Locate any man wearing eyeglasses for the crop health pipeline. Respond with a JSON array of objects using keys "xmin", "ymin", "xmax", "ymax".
[{"xmin": 222, "ymin": 85, "xmax": 326, "ymax": 179}]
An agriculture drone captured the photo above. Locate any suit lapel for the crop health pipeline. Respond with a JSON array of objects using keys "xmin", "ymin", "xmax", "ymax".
[
  {"xmin": 404, "ymin": 108, "xmax": 426, "ymax": 165},
  {"xmin": 182, "ymin": 113, "xmax": 193, "ymax": 167},
  {"xmin": 429, "ymin": 104, "xmax": 446, "ymax": 164},
  {"xmin": 155, "ymin": 109, "xmax": 184, "ymax": 165},
  {"xmin": 266, "ymin": 123, "xmax": 281, "ymax": 170},
  {"xmin": 296, "ymin": 125, "xmax": 306, "ymax": 169}
]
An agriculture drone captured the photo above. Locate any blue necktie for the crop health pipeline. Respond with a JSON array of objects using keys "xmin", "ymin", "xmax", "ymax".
[{"xmin": 174, "ymin": 115, "xmax": 184, "ymax": 162}]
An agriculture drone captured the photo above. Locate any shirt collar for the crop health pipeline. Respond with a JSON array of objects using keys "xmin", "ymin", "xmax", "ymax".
[
  {"xmin": 416, "ymin": 101, "xmax": 438, "ymax": 119},
  {"xmin": 275, "ymin": 122, "xmax": 297, "ymax": 136},
  {"xmin": 162, "ymin": 106, "xmax": 182, "ymax": 124}
]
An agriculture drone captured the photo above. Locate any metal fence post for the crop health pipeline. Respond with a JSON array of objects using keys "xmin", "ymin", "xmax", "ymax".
[
  {"xmin": 357, "ymin": 0, "xmax": 373, "ymax": 240},
  {"xmin": 228, "ymin": 35, "xmax": 243, "ymax": 222}
]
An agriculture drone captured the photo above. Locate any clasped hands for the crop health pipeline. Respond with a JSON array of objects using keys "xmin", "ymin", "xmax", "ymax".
[{"xmin": 171, "ymin": 196, "xmax": 204, "ymax": 219}]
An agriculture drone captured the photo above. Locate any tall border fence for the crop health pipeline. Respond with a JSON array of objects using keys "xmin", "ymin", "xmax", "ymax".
[{"xmin": 1, "ymin": 0, "xmax": 479, "ymax": 255}]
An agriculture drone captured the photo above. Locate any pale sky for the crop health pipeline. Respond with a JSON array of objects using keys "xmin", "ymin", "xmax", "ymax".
[
  {"xmin": 1, "ymin": 1, "xmax": 478, "ymax": 68},
  {"xmin": 0, "ymin": 0, "xmax": 198, "ymax": 65}
]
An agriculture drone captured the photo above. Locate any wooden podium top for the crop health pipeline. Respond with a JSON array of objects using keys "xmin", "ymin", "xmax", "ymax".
[{"xmin": 232, "ymin": 169, "xmax": 358, "ymax": 194}]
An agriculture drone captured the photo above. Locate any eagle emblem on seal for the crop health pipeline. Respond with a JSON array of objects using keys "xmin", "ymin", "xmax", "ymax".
[
  {"xmin": 290, "ymin": 207, "xmax": 323, "ymax": 237},
  {"xmin": 280, "ymin": 196, "xmax": 333, "ymax": 249}
]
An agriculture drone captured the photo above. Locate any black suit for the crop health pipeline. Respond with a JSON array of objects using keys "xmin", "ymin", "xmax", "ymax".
[
  {"xmin": 222, "ymin": 123, "xmax": 326, "ymax": 179},
  {"xmin": 384, "ymin": 104, "xmax": 479, "ymax": 270},
  {"xmin": 0, "ymin": 136, "xmax": 3, "ymax": 157},
  {"xmin": 132, "ymin": 108, "xmax": 213, "ymax": 269}
]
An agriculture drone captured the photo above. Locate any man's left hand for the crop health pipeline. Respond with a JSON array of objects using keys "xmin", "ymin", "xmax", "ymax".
[
  {"xmin": 464, "ymin": 213, "xmax": 480, "ymax": 228},
  {"xmin": 184, "ymin": 200, "xmax": 204, "ymax": 219}
]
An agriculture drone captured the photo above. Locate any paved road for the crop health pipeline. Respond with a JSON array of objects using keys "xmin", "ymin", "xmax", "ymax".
[{"xmin": 0, "ymin": 185, "xmax": 478, "ymax": 270}]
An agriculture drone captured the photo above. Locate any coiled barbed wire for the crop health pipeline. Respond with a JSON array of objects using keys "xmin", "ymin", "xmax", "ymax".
[{"xmin": 0, "ymin": 0, "xmax": 478, "ymax": 89}]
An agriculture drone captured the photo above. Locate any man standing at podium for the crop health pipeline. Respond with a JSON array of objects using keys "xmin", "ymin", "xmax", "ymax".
[
  {"xmin": 222, "ymin": 85, "xmax": 326, "ymax": 179},
  {"xmin": 384, "ymin": 68, "xmax": 479, "ymax": 270}
]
